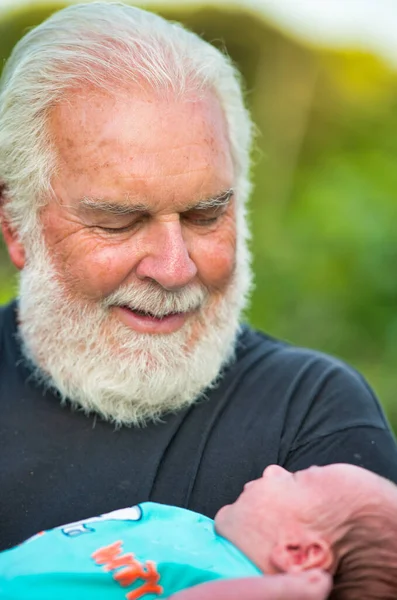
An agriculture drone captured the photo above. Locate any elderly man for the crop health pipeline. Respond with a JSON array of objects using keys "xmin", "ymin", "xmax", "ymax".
[{"xmin": 0, "ymin": 2, "xmax": 396, "ymax": 552}]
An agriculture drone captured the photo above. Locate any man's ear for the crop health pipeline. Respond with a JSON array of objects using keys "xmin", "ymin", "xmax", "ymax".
[
  {"xmin": 0, "ymin": 188, "xmax": 25, "ymax": 270},
  {"xmin": 270, "ymin": 537, "xmax": 333, "ymax": 573}
]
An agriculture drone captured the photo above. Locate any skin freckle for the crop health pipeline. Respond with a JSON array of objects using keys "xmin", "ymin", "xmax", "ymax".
[{"xmin": 43, "ymin": 87, "xmax": 236, "ymax": 304}]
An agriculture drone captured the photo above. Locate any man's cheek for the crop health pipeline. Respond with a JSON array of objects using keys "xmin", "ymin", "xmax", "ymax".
[
  {"xmin": 63, "ymin": 251, "xmax": 131, "ymax": 300},
  {"xmin": 203, "ymin": 250, "xmax": 235, "ymax": 289}
]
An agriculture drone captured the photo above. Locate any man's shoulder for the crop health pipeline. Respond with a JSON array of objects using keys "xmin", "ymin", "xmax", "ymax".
[
  {"xmin": 0, "ymin": 299, "xmax": 18, "ymax": 359},
  {"xmin": 234, "ymin": 324, "xmax": 359, "ymax": 381},
  {"xmin": 0, "ymin": 298, "xmax": 17, "ymax": 324},
  {"xmin": 229, "ymin": 324, "xmax": 386, "ymax": 426}
]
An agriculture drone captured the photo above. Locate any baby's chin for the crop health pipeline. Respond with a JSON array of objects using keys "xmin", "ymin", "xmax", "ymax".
[{"xmin": 213, "ymin": 503, "xmax": 233, "ymax": 536}]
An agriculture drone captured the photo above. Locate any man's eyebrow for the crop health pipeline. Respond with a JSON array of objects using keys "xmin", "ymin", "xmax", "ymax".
[
  {"xmin": 78, "ymin": 197, "xmax": 150, "ymax": 215},
  {"xmin": 191, "ymin": 188, "xmax": 234, "ymax": 210},
  {"xmin": 77, "ymin": 188, "xmax": 234, "ymax": 215}
]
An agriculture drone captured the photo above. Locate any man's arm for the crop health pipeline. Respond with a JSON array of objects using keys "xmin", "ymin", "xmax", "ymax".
[{"xmin": 168, "ymin": 571, "xmax": 331, "ymax": 600}]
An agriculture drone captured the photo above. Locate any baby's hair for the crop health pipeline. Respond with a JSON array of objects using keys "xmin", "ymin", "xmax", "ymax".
[{"xmin": 330, "ymin": 499, "xmax": 397, "ymax": 599}]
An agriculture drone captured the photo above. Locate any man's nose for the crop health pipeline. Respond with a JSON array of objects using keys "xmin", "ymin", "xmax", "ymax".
[{"xmin": 135, "ymin": 219, "xmax": 198, "ymax": 290}]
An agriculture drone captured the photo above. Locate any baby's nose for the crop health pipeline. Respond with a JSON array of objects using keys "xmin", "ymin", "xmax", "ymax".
[{"xmin": 262, "ymin": 464, "xmax": 289, "ymax": 478}]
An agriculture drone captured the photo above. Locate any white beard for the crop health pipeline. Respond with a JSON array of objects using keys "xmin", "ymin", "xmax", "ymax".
[{"xmin": 17, "ymin": 232, "xmax": 252, "ymax": 426}]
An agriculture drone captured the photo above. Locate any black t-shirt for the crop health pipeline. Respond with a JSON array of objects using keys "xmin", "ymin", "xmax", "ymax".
[{"xmin": 1, "ymin": 300, "xmax": 397, "ymax": 550}]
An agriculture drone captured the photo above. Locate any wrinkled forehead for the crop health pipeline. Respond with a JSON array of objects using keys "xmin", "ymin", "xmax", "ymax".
[
  {"xmin": 49, "ymin": 86, "xmax": 234, "ymax": 189},
  {"xmin": 50, "ymin": 85, "xmax": 231, "ymax": 155},
  {"xmin": 46, "ymin": 86, "xmax": 235, "ymax": 211}
]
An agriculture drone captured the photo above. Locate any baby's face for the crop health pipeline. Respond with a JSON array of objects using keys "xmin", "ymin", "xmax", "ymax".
[{"xmin": 215, "ymin": 463, "xmax": 381, "ymax": 573}]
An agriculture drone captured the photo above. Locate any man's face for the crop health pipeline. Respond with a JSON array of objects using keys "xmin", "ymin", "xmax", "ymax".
[
  {"xmin": 44, "ymin": 88, "xmax": 236, "ymax": 334},
  {"xmin": 15, "ymin": 87, "xmax": 250, "ymax": 424},
  {"xmin": 215, "ymin": 464, "xmax": 381, "ymax": 574}
]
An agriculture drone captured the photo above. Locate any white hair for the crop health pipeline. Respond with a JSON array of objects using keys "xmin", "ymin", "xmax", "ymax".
[
  {"xmin": 17, "ymin": 207, "xmax": 251, "ymax": 426},
  {"xmin": 0, "ymin": 1, "xmax": 254, "ymax": 241}
]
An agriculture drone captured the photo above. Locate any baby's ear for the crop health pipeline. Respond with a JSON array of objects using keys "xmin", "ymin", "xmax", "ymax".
[{"xmin": 270, "ymin": 538, "xmax": 333, "ymax": 573}]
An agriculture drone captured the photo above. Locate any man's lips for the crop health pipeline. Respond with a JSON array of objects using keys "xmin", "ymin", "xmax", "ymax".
[
  {"xmin": 112, "ymin": 305, "xmax": 193, "ymax": 334},
  {"xmin": 127, "ymin": 307, "xmax": 179, "ymax": 320}
]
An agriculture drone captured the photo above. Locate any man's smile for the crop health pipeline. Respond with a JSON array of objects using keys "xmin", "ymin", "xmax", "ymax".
[{"xmin": 113, "ymin": 305, "xmax": 195, "ymax": 334}]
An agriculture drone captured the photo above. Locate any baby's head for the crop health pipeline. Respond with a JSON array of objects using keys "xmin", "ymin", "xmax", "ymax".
[{"xmin": 215, "ymin": 464, "xmax": 397, "ymax": 599}]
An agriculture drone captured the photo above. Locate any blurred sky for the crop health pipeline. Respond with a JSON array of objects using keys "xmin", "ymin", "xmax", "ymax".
[{"xmin": 1, "ymin": 0, "xmax": 397, "ymax": 67}]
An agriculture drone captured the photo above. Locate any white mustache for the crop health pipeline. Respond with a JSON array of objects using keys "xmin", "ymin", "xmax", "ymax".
[{"xmin": 103, "ymin": 282, "xmax": 208, "ymax": 318}]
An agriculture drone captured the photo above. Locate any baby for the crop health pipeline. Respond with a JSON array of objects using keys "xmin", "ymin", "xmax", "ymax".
[
  {"xmin": 210, "ymin": 462, "xmax": 397, "ymax": 600},
  {"xmin": 0, "ymin": 463, "xmax": 396, "ymax": 600}
]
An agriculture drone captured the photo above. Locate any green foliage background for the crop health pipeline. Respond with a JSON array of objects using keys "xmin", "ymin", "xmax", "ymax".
[{"xmin": 1, "ymin": 3, "xmax": 397, "ymax": 429}]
